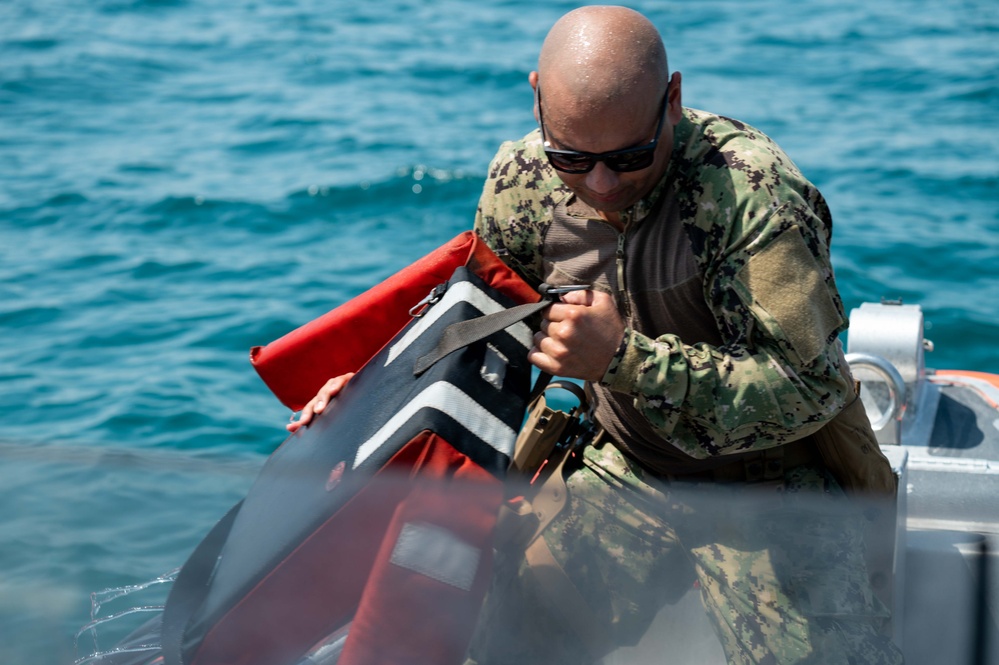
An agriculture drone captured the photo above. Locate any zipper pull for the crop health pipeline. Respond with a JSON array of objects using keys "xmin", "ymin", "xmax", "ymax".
[
  {"xmin": 539, "ymin": 283, "xmax": 590, "ymax": 298},
  {"xmin": 409, "ymin": 282, "xmax": 448, "ymax": 317}
]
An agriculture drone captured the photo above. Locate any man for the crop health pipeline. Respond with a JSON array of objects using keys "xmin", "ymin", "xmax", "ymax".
[
  {"xmin": 292, "ymin": 6, "xmax": 902, "ymax": 664},
  {"xmin": 462, "ymin": 5, "xmax": 904, "ymax": 665}
]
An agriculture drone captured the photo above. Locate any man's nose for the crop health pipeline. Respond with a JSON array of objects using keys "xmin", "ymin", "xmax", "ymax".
[{"xmin": 585, "ymin": 161, "xmax": 620, "ymax": 194}]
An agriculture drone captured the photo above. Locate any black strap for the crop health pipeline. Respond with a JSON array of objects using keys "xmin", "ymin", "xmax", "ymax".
[
  {"xmin": 161, "ymin": 500, "xmax": 243, "ymax": 665},
  {"xmin": 413, "ymin": 280, "xmax": 597, "ymax": 377},
  {"xmin": 528, "ymin": 370, "xmax": 553, "ymax": 404},
  {"xmin": 413, "ymin": 298, "xmax": 552, "ymax": 376}
]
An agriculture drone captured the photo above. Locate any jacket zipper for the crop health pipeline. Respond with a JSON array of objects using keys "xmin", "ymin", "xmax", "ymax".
[{"xmin": 616, "ymin": 230, "xmax": 632, "ymax": 320}]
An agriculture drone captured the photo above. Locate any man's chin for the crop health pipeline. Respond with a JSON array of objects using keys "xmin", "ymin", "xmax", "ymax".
[{"xmin": 577, "ymin": 190, "xmax": 635, "ymax": 215}]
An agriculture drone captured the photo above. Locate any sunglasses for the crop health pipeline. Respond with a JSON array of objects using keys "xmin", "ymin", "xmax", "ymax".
[{"xmin": 537, "ymin": 83, "xmax": 670, "ymax": 174}]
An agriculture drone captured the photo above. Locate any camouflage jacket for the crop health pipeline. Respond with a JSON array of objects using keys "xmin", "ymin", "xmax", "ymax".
[{"xmin": 474, "ymin": 108, "xmax": 854, "ymax": 461}]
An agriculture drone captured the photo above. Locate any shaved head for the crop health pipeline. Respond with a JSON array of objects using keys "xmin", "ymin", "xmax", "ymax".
[
  {"xmin": 537, "ymin": 6, "xmax": 668, "ymax": 115},
  {"xmin": 530, "ymin": 6, "xmax": 681, "ymax": 221}
]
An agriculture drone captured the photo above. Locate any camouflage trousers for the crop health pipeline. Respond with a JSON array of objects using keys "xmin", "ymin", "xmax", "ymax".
[{"xmin": 467, "ymin": 440, "xmax": 904, "ymax": 665}]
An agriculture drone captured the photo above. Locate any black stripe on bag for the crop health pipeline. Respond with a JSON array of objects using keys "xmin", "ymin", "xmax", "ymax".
[{"xmin": 160, "ymin": 501, "xmax": 243, "ymax": 665}]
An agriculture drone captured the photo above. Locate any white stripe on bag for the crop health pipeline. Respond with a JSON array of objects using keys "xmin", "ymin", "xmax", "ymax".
[{"xmin": 352, "ymin": 381, "xmax": 517, "ymax": 468}]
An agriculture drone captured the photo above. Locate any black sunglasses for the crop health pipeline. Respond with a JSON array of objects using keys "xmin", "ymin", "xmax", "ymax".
[{"xmin": 537, "ymin": 83, "xmax": 670, "ymax": 174}]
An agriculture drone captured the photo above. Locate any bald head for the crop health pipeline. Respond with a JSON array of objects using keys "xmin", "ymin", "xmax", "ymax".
[{"xmin": 537, "ymin": 6, "xmax": 668, "ymax": 111}]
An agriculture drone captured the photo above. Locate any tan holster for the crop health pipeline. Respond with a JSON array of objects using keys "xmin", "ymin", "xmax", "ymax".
[
  {"xmin": 495, "ymin": 389, "xmax": 588, "ymax": 551},
  {"xmin": 494, "ymin": 389, "xmax": 617, "ymax": 658}
]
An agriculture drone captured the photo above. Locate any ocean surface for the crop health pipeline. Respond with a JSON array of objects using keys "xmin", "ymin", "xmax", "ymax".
[{"xmin": 1, "ymin": 0, "xmax": 997, "ymax": 662}]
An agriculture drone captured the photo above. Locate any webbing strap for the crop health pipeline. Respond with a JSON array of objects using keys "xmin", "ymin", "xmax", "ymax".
[
  {"xmin": 527, "ymin": 370, "xmax": 553, "ymax": 404},
  {"xmin": 413, "ymin": 299, "xmax": 551, "ymax": 376}
]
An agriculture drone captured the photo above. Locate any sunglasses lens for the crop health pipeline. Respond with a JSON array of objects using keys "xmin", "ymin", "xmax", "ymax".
[
  {"xmin": 605, "ymin": 148, "xmax": 656, "ymax": 173},
  {"xmin": 545, "ymin": 146, "xmax": 656, "ymax": 174},
  {"xmin": 545, "ymin": 151, "xmax": 595, "ymax": 174}
]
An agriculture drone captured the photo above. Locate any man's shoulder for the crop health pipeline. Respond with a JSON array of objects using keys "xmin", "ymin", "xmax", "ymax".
[
  {"xmin": 475, "ymin": 129, "xmax": 571, "ymax": 285},
  {"xmin": 484, "ymin": 129, "xmax": 568, "ymax": 206},
  {"xmin": 678, "ymin": 107, "xmax": 807, "ymax": 184},
  {"xmin": 478, "ymin": 128, "xmax": 572, "ymax": 248},
  {"xmin": 673, "ymin": 108, "xmax": 827, "ymax": 240}
]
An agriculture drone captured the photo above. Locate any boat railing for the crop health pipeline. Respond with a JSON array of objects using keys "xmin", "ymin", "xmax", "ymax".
[{"xmin": 847, "ymin": 300, "xmax": 942, "ymax": 447}]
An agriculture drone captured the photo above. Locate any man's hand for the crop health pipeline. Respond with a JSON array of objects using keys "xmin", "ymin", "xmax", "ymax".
[
  {"xmin": 286, "ymin": 373, "xmax": 356, "ymax": 433},
  {"xmin": 528, "ymin": 289, "xmax": 625, "ymax": 382}
]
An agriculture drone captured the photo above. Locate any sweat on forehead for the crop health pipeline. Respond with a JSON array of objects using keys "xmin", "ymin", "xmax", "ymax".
[{"xmin": 537, "ymin": 6, "xmax": 668, "ymax": 103}]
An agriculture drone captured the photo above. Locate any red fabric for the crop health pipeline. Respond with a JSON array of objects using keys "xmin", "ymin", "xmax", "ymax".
[
  {"xmin": 196, "ymin": 234, "xmax": 532, "ymax": 664},
  {"xmin": 191, "ymin": 431, "xmax": 501, "ymax": 665},
  {"xmin": 190, "ymin": 438, "xmax": 428, "ymax": 665},
  {"xmin": 250, "ymin": 231, "xmax": 538, "ymax": 411},
  {"xmin": 337, "ymin": 433, "xmax": 502, "ymax": 665},
  {"xmin": 465, "ymin": 235, "xmax": 539, "ymax": 306}
]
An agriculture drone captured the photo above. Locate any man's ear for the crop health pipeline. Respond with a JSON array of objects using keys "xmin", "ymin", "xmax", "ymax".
[
  {"xmin": 528, "ymin": 71, "xmax": 540, "ymax": 123},
  {"xmin": 667, "ymin": 71, "xmax": 683, "ymax": 125}
]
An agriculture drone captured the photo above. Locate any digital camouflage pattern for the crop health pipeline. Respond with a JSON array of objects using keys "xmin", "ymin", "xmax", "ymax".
[
  {"xmin": 468, "ymin": 440, "xmax": 902, "ymax": 665},
  {"xmin": 474, "ymin": 108, "xmax": 854, "ymax": 459},
  {"xmin": 470, "ymin": 108, "xmax": 904, "ymax": 663}
]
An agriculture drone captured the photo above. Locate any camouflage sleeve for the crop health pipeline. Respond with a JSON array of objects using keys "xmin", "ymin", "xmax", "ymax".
[
  {"xmin": 473, "ymin": 130, "xmax": 570, "ymax": 289},
  {"xmin": 601, "ymin": 122, "xmax": 852, "ymax": 458}
]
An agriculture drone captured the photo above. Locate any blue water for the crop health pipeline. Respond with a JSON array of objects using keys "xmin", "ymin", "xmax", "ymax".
[{"xmin": 1, "ymin": 0, "xmax": 997, "ymax": 662}]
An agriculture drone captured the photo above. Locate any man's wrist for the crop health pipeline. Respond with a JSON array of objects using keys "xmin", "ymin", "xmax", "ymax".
[{"xmin": 599, "ymin": 327, "xmax": 640, "ymax": 393}]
